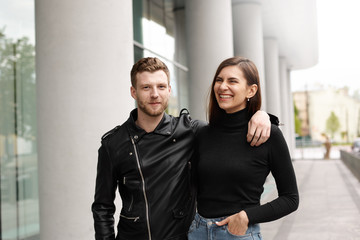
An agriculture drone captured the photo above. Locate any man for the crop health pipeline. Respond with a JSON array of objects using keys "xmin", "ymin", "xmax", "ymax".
[{"xmin": 91, "ymin": 57, "xmax": 272, "ymax": 240}]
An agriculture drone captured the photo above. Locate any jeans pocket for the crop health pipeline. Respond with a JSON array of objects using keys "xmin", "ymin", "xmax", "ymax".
[
  {"xmin": 225, "ymin": 226, "xmax": 253, "ymax": 239},
  {"xmin": 255, "ymin": 232, "xmax": 263, "ymax": 240}
]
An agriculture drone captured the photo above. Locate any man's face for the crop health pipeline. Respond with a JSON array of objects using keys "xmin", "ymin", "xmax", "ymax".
[{"xmin": 131, "ymin": 70, "xmax": 171, "ymax": 117}]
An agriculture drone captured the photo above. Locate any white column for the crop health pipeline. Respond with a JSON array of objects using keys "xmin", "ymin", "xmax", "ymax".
[
  {"xmin": 35, "ymin": 0, "xmax": 134, "ymax": 239},
  {"xmin": 232, "ymin": 0, "xmax": 267, "ymax": 110},
  {"xmin": 279, "ymin": 58, "xmax": 292, "ymax": 149},
  {"xmin": 185, "ymin": 0, "xmax": 234, "ymax": 121},
  {"xmin": 264, "ymin": 38, "xmax": 282, "ymax": 119}
]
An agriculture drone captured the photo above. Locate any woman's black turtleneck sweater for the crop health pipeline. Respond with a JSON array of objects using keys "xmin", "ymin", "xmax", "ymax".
[{"xmin": 195, "ymin": 108, "xmax": 299, "ymax": 224}]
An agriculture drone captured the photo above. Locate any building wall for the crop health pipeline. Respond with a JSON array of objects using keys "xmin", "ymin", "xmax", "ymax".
[{"xmin": 294, "ymin": 88, "xmax": 360, "ymax": 142}]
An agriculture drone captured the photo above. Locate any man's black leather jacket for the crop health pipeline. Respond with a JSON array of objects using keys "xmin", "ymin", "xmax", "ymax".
[{"xmin": 92, "ymin": 109, "xmax": 204, "ymax": 240}]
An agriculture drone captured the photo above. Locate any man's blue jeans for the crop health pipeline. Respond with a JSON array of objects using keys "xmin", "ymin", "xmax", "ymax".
[{"xmin": 188, "ymin": 213, "xmax": 262, "ymax": 240}]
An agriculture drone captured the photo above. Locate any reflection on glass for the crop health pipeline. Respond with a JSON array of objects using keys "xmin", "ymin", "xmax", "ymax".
[
  {"xmin": 133, "ymin": 0, "xmax": 189, "ymax": 116},
  {"xmin": 0, "ymin": 0, "xmax": 39, "ymax": 239},
  {"xmin": 142, "ymin": 18, "xmax": 175, "ymax": 63}
]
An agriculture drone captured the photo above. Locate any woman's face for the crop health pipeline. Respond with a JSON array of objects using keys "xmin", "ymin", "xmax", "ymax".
[{"xmin": 214, "ymin": 66, "xmax": 254, "ymax": 114}]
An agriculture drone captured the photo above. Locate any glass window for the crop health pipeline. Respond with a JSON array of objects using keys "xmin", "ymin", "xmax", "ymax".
[
  {"xmin": 133, "ymin": 0, "xmax": 189, "ymax": 116},
  {"xmin": 0, "ymin": 1, "xmax": 39, "ymax": 239}
]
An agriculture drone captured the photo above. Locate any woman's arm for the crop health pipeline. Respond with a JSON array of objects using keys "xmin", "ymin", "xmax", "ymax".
[
  {"xmin": 216, "ymin": 125, "xmax": 299, "ymax": 235},
  {"xmin": 245, "ymin": 125, "xmax": 299, "ymax": 224}
]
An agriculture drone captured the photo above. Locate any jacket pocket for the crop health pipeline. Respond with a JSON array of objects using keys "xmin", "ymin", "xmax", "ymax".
[
  {"xmin": 120, "ymin": 213, "xmax": 140, "ymax": 222},
  {"xmin": 121, "ymin": 176, "xmax": 141, "ymax": 215}
]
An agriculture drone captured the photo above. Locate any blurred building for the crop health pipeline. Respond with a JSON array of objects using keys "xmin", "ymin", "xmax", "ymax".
[
  {"xmin": 294, "ymin": 87, "xmax": 360, "ymax": 143},
  {"xmin": 0, "ymin": 0, "xmax": 318, "ymax": 239}
]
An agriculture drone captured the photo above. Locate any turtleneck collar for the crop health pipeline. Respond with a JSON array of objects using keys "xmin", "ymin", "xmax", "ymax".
[{"xmin": 219, "ymin": 107, "xmax": 250, "ymax": 130}]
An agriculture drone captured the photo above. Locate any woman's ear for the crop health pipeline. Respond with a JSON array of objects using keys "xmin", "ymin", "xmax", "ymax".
[{"xmin": 247, "ymin": 84, "xmax": 258, "ymax": 98}]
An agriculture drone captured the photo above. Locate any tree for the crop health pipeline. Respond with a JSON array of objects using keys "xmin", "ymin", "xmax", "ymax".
[
  {"xmin": 326, "ymin": 111, "xmax": 340, "ymax": 139},
  {"xmin": 294, "ymin": 101, "xmax": 302, "ymax": 136},
  {"xmin": 0, "ymin": 28, "xmax": 37, "ymax": 154}
]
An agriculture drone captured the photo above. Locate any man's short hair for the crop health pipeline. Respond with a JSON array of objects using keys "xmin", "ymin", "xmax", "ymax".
[{"xmin": 130, "ymin": 57, "xmax": 170, "ymax": 87}]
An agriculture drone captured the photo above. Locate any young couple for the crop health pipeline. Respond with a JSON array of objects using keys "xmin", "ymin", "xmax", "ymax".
[{"xmin": 92, "ymin": 57, "xmax": 299, "ymax": 240}]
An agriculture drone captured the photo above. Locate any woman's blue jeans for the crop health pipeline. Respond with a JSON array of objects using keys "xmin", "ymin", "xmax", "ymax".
[{"xmin": 188, "ymin": 213, "xmax": 262, "ymax": 240}]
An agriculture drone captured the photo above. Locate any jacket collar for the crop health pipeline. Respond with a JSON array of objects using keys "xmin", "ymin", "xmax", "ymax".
[{"xmin": 126, "ymin": 109, "xmax": 173, "ymax": 142}]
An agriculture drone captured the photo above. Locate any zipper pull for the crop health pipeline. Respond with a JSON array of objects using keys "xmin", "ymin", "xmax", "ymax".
[{"xmin": 123, "ymin": 177, "xmax": 126, "ymax": 185}]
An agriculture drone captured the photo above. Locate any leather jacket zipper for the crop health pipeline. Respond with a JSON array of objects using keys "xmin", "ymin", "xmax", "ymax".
[
  {"xmin": 123, "ymin": 177, "xmax": 134, "ymax": 212},
  {"xmin": 120, "ymin": 214, "xmax": 140, "ymax": 222},
  {"xmin": 128, "ymin": 195, "xmax": 134, "ymax": 212},
  {"xmin": 131, "ymin": 137, "xmax": 152, "ymax": 240}
]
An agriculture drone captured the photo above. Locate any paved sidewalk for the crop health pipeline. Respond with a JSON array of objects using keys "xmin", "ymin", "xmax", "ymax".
[{"xmin": 260, "ymin": 159, "xmax": 360, "ymax": 239}]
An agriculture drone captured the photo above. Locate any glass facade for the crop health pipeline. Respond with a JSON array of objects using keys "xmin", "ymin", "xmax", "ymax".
[
  {"xmin": 0, "ymin": 1, "xmax": 186, "ymax": 239},
  {"xmin": 133, "ymin": 0, "xmax": 189, "ymax": 116},
  {"xmin": 0, "ymin": 1, "xmax": 39, "ymax": 239}
]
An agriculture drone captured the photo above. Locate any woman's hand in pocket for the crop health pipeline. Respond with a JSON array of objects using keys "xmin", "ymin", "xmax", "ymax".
[{"xmin": 215, "ymin": 211, "xmax": 249, "ymax": 236}]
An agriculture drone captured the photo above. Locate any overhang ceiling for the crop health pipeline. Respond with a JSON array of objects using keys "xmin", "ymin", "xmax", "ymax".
[
  {"xmin": 160, "ymin": 0, "xmax": 319, "ymax": 70},
  {"xmin": 262, "ymin": 0, "xmax": 319, "ymax": 70}
]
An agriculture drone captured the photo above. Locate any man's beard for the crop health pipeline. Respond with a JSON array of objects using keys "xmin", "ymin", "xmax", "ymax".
[{"xmin": 137, "ymin": 100, "xmax": 169, "ymax": 117}]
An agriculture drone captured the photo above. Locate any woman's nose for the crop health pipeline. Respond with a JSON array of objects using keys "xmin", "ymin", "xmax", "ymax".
[{"xmin": 219, "ymin": 82, "xmax": 228, "ymax": 90}]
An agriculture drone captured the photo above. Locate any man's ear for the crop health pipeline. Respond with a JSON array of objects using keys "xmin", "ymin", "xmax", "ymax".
[
  {"xmin": 130, "ymin": 86, "xmax": 137, "ymax": 100},
  {"xmin": 247, "ymin": 84, "xmax": 258, "ymax": 98}
]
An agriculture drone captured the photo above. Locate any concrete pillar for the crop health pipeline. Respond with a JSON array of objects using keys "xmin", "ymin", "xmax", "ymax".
[
  {"xmin": 185, "ymin": 0, "xmax": 234, "ymax": 121},
  {"xmin": 279, "ymin": 58, "xmax": 292, "ymax": 150},
  {"xmin": 35, "ymin": 0, "xmax": 134, "ymax": 239},
  {"xmin": 232, "ymin": 0, "xmax": 267, "ymax": 110},
  {"xmin": 264, "ymin": 38, "xmax": 282, "ymax": 119}
]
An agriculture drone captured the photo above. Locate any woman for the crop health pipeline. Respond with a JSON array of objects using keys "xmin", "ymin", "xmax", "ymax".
[{"xmin": 188, "ymin": 57, "xmax": 299, "ymax": 239}]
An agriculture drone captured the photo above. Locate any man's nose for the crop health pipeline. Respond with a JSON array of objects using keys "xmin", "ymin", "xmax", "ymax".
[{"xmin": 150, "ymin": 88, "xmax": 159, "ymax": 98}]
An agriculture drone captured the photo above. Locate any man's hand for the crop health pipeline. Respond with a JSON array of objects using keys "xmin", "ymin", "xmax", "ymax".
[
  {"xmin": 247, "ymin": 110, "xmax": 271, "ymax": 146},
  {"xmin": 216, "ymin": 211, "xmax": 249, "ymax": 236}
]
